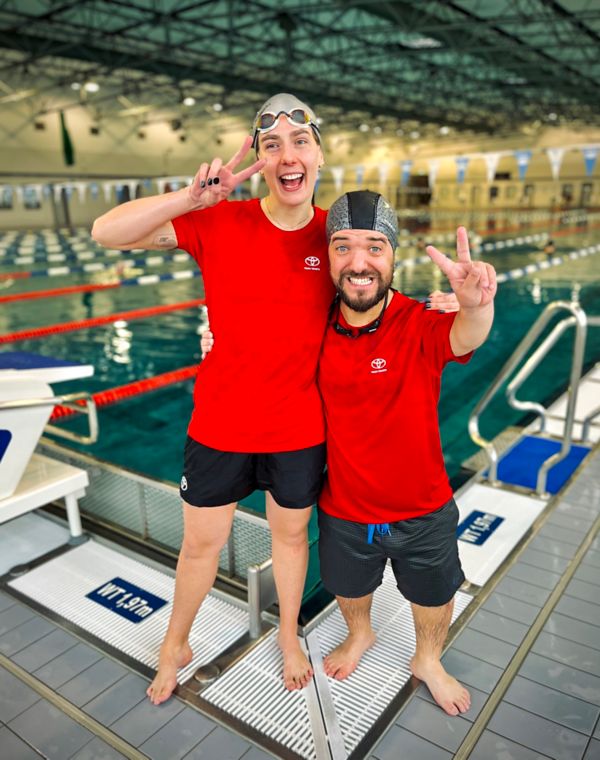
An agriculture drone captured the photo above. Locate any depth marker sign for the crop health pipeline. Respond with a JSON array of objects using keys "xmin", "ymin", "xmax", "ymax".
[
  {"xmin": 87, "ymin": 577, "xmax": 168, "ymax": 623},
  {"xmin": 457, "ymin": 510, "xmax": 504, "ymax": 546}
]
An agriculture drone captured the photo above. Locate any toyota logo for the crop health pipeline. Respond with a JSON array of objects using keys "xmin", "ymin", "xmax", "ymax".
[
  {"xmin": 371, "ymin": 358, "xmax": 386, "ymax": 370},
  {"xmin": 305, "ymin": 256, "xmax": 320, "ymax": 267}
]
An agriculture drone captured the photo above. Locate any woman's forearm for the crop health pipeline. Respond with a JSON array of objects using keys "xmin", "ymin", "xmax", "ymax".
[{"xmin": 91, "ymin": 187, "xmax": 195, "ymax": 248}]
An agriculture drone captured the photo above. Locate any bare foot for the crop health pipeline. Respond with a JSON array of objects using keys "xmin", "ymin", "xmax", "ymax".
[
  {"xmin": 324, "ymin": 631, "xmax": 376, "ymax": 680},
  {"xmin": 146, "ymin": 641, "xmax": 193, "ymax": 705},
  {"xmin": 410, "ymin": 655, "xmax": 471, "ymax": 716},
  {"xmin": 279, "ymin": 635, "xmax": 313, "ymax": 691}
]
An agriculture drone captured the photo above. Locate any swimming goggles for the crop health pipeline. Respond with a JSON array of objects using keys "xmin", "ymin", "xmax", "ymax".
[
  {"xmin": 329, "ymin": 290, "xmax": 389, "ymax": 339},
  {"xmin": 254, "ymin": 108, "xmax": 315, "ymax": 133}
]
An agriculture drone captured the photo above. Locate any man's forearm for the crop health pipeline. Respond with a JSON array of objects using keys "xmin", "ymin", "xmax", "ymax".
[
  {"xmin": 450, "ymin": 302, "xmax": 494, "ymax": 356},
  {"xmin": 91, "ymin": 187, "xmax": 195, "ymax": 248}
]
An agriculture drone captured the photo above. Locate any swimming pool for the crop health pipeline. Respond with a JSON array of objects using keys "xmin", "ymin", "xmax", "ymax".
[{"xmin": 2, "ymin": 218, "xmax": 600, "ymax": 603}]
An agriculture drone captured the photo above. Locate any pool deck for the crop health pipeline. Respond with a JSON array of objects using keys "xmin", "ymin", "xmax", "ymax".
[{"xmin": 0, "ymin": 440, "xmax": 599, "ymax": 760}]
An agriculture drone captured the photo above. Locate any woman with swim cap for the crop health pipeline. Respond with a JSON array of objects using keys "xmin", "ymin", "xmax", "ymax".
[{"xmin": 93, "ymin": 93, "xmax": 333, "ymax": 700}]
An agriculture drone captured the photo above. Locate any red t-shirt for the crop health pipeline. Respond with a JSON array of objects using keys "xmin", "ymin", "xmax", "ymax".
[
  {"xmin": 317, "ymin": 292, "xmax": 472, "ymax": 522},
  {"xmin": 172, "ymin": 199, "xmax": 334, "ymax": 452}
]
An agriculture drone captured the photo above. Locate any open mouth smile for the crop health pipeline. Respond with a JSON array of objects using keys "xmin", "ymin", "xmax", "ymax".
[{"xmin": 279, "ymin": 172, "xmax": 304, "ymax": 191}]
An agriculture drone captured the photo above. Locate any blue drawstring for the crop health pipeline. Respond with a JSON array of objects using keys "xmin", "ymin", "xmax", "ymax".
[{"xmin": 367, "ymin": 523, "xmax": 391, "ymax": 544}]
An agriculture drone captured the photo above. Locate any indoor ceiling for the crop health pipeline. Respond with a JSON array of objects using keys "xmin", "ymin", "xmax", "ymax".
[{"xmin": 0, "ymin": 0, "xmax": 599, "ymax": 137}]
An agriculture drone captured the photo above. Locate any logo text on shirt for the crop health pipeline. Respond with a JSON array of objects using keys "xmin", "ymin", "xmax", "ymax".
[
  {"xmin": 370, "ymin": 358, "xmax": 387, "ymax": 374},
  {"xmin": 304, "ymin": 256, "xmax": 321, "ymax": 271}
]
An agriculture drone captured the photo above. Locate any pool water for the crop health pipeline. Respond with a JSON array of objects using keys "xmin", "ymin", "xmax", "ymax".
[{"xmin": 2, "ymin": 223, "xmax": 600, "ymax": 601}]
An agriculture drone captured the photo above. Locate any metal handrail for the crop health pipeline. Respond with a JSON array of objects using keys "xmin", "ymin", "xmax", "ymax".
[
  {"xmin": 469, "ymin": 301, "xmax": 587, "ymax": 495},
  {"xmin": 505, "ymin": 317, "xmax": 576, "ymax": 434},
  {"xmin": 581, "ymin": 316, "xmax": 600, "ymax": 442},
  {"xmin": 0, "ymin": 391, "xmax": 99, "ymax": 444},
  {"xmin": 582, "ymin": 405, "xmax": 600, "ymax": 442}
]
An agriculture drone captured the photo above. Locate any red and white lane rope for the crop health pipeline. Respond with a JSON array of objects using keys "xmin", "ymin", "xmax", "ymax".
[
  {"xmin": 0, "ymin": 299, "xmax": 205, "ymax": 344},
  {"xmin": 50, "ymin": 364, "xmax": 199, "ymax": 420}
]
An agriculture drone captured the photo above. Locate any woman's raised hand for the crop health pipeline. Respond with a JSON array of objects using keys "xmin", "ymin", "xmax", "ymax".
[{"xmin": 188, "ymin": 136, "xmax": 266, "ymax": 210}]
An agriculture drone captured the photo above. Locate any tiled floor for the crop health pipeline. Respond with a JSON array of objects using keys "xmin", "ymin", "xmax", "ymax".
[
  {"xmin": 1, "ymin": 449, "xmax": 599, "ymax": 759},
  {"xmin": 369, "ymin": 448, "xmax": 600, "ymax": 760},
  {"xmin": 0, "ymin": 593, "xmax": 275, "ymax": 759}
]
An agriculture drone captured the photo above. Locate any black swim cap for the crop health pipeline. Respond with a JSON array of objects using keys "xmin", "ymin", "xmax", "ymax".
[{"xmin": 326, "ymin": 190, "xmax": 398, "ymax": 251}]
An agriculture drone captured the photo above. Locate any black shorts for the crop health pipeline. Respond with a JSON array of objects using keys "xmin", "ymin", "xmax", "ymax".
[
  {"xmin": 317, "ymin": 498, "xmax": 465, "ymax": 607},
  {"xmin": 180, "ymin": 436, "xmax": 326, "ymax": 509}
]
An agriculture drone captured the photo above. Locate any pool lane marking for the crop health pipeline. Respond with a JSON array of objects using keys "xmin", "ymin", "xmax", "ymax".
[
  {"xmin": 0, "ymin": 282, "xmax": 119, "ymax": 303},
  {"xmin": 394, "ymin": 240, "xmax": 600, "ymax": 282},
  {"xmin": 495, "ymin": 243, "xmax": 600, "ymax": 283},
  {"xmin": 49, "ymin": 364, "xmax": 199, "ymax": 420},
  {"xmin": 2, "ymin": 214, "xmax": 599, "ymax": 268},
  {"xmin": 0, "ymin": 270, "xmax": 202, "ymax": 303},
  {"xmin": 0, "ymin": 253, "xmax": 192, "ymax": 277},
  {"xmin": 396, "ymin": 220, "xmax": 600, "ymax": 266},
  {"xmin": 481, "ymin": 220, "xmax": 600, "ymax": 251},
  {"xmin": 2, "ymin": 211, "xmax": 593, "ymax": 256},
  {"xmin": 397, "ymin": 210, "xmax": 600, "ymax": 239},
  {"xmin": 0, "ymin": 298, "xmax": 206, "ymax": 344},
  {"xmin": 1, "ymin": 249, "xmax": 190, "ymax": 266},
  {"xmin": 4, "ymin": 233, "xmax": 598, "ymax": 307},
  {"xmin": 0, "ymin": 271, "xmax": 31, "ymax": 281}
]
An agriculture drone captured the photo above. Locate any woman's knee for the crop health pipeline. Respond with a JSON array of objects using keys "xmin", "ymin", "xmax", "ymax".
[
  {"xmin": 180, "ymin": 528, "xmax": 229, "ymax": 558},
  {"xmin": 181, "ymin": 509, "xmax": 234, "ymax": 558},
  {"xmin": 271, "ymin": 521, "xmax": 309, "ymax": 548}
]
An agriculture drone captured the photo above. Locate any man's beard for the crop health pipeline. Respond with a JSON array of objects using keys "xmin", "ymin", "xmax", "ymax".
[{"xmin": 335, "ymin": 270, "xmax": 392, "ymax": 313}]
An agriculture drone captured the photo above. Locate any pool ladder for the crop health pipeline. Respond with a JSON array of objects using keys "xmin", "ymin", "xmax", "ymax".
[{"xmin": 469, "ymin": 300, "xmax": 600, "ymax": 496}]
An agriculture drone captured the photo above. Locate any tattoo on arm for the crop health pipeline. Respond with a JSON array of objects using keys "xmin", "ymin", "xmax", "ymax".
[{"xmin": 154, "ymin": 234, "xmax": 177, "ymax": 249}]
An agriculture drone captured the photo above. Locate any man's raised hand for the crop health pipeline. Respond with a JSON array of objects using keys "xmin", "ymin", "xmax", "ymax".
[
  {"xmin": 188, "ymin": 136, "xmax": 266, "ymax": 210},
  {"xmin": 200, "ymin": 329, "xmax": 214, "ymax": 359},
  {"xmin": 426, "ymin": 227, "xmax": 497, "ymax": 309}
]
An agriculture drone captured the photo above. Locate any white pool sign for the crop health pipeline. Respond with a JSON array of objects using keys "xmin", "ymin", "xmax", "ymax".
[{"xmin": 455, "ymin": 484, "xmax": 547, "ymax": 587}]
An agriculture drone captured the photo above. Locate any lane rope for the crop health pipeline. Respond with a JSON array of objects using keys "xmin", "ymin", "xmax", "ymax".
[
  {"xmin": 0, "ymin": 269, "xmax": 201, "ymax": 301},
  {"xmin": 50, "ymin": 364, "xmax": 199, "ymax": 420},
  {"xmin": 0, "ymin": 283, "xmax": 118, "ymax": 303},
  {"xmin": 0, "ymin": 298, "xmax": 205, "ymax": 344},
  {"xmin": 495, "ymin": 243, "xmax": 600, "ymax": 283},
  {"xmin": 0, "ymin": 253, "xmax": 190, "ymax": 277}
]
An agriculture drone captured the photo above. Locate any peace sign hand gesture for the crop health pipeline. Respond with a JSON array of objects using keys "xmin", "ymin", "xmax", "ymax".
[
  {"xmin": 187, "ymin": 136, "xmax": 266, "ymax": 210},
  {"xmin": 426, "ymin": 227, "xmax": 497, "ymax": 309}
]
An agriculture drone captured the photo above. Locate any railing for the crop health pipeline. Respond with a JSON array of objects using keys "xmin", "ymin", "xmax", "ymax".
[
  {"xmin": 581, "ymin": 316, "xmax": 600, "ymax": 443},
  {"xmin": 469, "ymin": 300, "xmax": 588, "ymax": 496},
  {"xmin": 0, "ymin": 391, "xmax": 98, "ymax": 444}
]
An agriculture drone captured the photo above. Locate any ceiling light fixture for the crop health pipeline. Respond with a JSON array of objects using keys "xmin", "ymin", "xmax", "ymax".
[{"xmin": 404, "ymin": 36, "xmax": 441, "ymax": 49}]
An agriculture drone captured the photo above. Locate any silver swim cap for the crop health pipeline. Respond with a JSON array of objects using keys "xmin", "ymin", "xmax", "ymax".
[
  {"xmin": 252, "ymin": 93, "xmax": 321, "ymax": 149},
  {"xmin": 326, "ymin": 190, "xmax": 398, "ymax": 251}
]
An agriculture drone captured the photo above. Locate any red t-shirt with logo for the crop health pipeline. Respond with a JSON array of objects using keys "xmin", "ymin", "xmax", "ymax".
[
  {"xmin": 317, "ymin": 292, "xmax": 472, "ymax": 522},
  {"xmin": 172, "ymin": 199, "xmax": 334, "ymax": 452}
]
